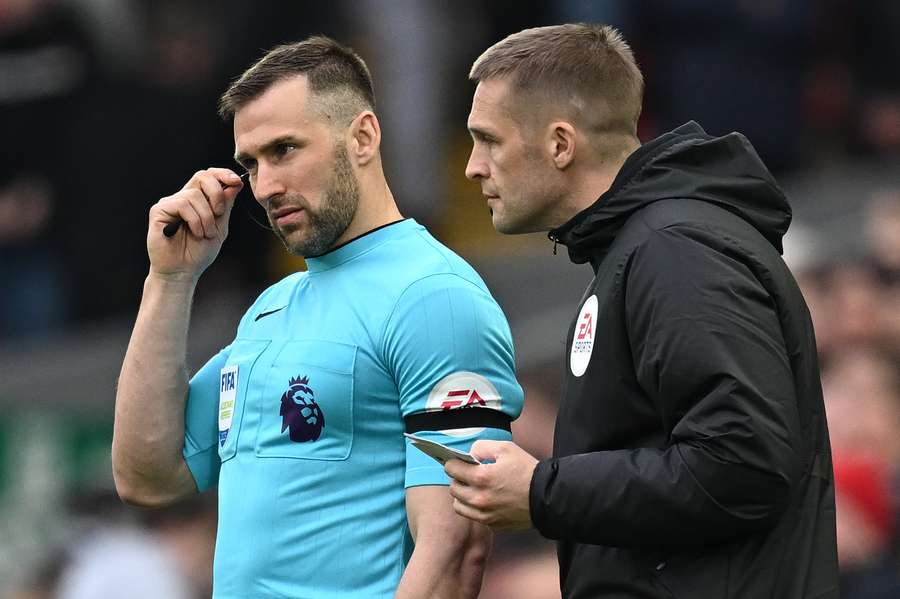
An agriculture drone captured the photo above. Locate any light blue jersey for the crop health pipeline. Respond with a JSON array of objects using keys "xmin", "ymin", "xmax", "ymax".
[{"xmin": 182, "ymin": 219, "xmax": 523, "ymax": 598}]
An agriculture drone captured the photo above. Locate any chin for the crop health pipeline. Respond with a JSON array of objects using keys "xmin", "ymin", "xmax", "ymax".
[
  {"xmin": 276, "ymin": 228, "xmax": 309, "ymax": 255},
  {"xmin": 494, "ymin": 219, "xmax": 526, "ymax": 235},
  {"xmin": 493, "ymin": 213, "xmax": 541, "ymax": 235}
]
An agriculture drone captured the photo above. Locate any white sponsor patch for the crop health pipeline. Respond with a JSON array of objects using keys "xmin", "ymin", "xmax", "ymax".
[
  {"xmin": 219, "ymin": 365, "xmax": 238, "ymax": 446},
  {"xmin": 570, "ymin": 295, "xmax": 598, "ymax": 377},
  {"xmin": 425, "ymin": 371, "xmax": 502, "ymax": 437}
]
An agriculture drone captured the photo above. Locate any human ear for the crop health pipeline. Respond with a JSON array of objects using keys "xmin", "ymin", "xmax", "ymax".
[
  {"xmin": 549, "ymin": 121, "xmax": 576, "ymax": 169},
  {"xmin": 349, "ymin": 111, "xmax": 380, "ymax": 166}
]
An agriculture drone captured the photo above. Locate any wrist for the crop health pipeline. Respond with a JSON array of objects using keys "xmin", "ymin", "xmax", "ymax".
[{"xmin": 146, "ymin": 270, "xmax": 200, "ymax": 291}]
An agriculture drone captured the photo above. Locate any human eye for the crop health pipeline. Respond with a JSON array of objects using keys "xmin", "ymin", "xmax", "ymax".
[
  {"xmin": 239, "ymin": 158, "xmax": 257, "ymax": 174},
  {"xmin": 274, "ymin": 142, "xmax": 297, "ymax": 159},
  {"xmin": 479, "ymin": 131, "xmax": 499, "ymax": 146},
  {"xmin": 471, "ymin": 130, "xmax": 498, "ymax": 148}
]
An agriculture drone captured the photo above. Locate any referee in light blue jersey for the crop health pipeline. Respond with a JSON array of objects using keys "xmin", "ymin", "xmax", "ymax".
[{"xmin": 112, "ymin": 35, "xmax": 523, "ymax": 599}]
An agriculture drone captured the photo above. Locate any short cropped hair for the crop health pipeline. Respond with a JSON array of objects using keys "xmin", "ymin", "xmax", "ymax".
[
  {"xmin": 218, "ymin": 35, "xmax": 375, "ymax": 124},
  {"xmin": 470, "ymin": 24, "xmax": 643, "ymax": 135}
]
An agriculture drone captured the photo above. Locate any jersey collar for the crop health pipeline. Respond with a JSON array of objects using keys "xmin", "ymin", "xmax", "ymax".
[{"xmin": 305, "ymin": 218, "xmax": 415, "ymax": 273}]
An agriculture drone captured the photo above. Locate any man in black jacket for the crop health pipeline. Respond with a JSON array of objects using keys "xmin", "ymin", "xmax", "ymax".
[{"xmin": 445, "ymin": 23, "xmax": 839, "ymax": 598}]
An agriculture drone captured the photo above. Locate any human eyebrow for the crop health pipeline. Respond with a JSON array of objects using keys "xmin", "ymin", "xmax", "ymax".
[
  {"xmin": 468, "ymin": 126, "xmax": 497, "ymax": 142},
  {"xmin": 234, "ymin": 136, "xmax": 306, "ymax": 167},
  {"xmin": 260, "ymin": 136, "xmax": 306, "ymax": 155}
]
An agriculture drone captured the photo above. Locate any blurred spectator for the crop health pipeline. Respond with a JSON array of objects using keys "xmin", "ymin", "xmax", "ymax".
[
  {"xmin": 0, "ymin": 176, "xmax": 63, "ymax": 338},
  {"xmin": 834, "ymin": 453, "xmax": 900, "ymax": 598},
  {"xmin": 824, "ymin": 263, "xmax": 885, "ymax": 352},
  {"xmin": 834, "ymin": 454, "xmax": 895, "ymax": 566},
  {"xmin": 822, "ymin": 348, "xmax": 900, "ymax": 463},
  {"xmin": 864, "ymin": 192, "xmax": 900, "ymax": 354},
  {"xmin": 867, "ymin": 191, "xmax": 900, "ymax": 280},
  {"xmin": 0, "ymin": 0, "xmax": 95, "ymax": 338},
  {"xmin": 52, "ymin": 490, "xmax": 216, "ymax": 599},
  {"xmin": 140, "ymin": 493, "xmax": 218, "ymax": 598},
  {"xmin": 849, "ymin": 0, "xmax": 900, "ymax": 156},
  {"xmin": 56, "ymin": 526, "xmax": 193, "ymax": 599},
  {"xmin": 800, "ymin": 258, "xmax": 900, "ymax": 362},
  {"xmin": 6, "ymin": 548, "xmax": 65, "ymax": 599},
  {"xmin": 822, "ymin": 347, "xmax": 900, "ymax": 596},
  {"xmin": 52, "ymin": 0, "xmax": 235, "ymax": 323}
]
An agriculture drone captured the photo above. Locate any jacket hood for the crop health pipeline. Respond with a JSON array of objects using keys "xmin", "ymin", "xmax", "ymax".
[{"xmin": 549, "ymin": 121, "xmax": 792, "ymax": 265}]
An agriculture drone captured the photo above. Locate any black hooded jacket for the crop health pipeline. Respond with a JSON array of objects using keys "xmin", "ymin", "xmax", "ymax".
[{"xmin": 532, "ymin": 122, "xmax": 838, "ymax": 598}]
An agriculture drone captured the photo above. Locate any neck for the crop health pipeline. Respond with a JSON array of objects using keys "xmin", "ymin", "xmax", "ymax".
[
  {"xmin": 552, "ymin": 142, "xmax": 638, "ymax": 227},
  {"xmin": 334, "ymin": 167, "xmax": 402, "ymax": 246}
]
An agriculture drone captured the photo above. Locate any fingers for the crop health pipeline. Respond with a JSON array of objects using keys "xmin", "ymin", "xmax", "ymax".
[
  {"xmin": 444, "ymin": 458, "xmax": 481, "ymax": 484},
  {"xmin": 449, "ymin": 479, "xmax": 480, "ymax": 513},
  {"xmin": 155, "ymin": 191, "xmax": 204, "ymax": 239},
  {"xmin": 183, "ymin": 189, "xmax": 217, "ymax": 238},
  {"xmin": 448, "ymin": 478, "xmax": 475, "ymax": 504},
  {"xmin": 449, "ymin": 480, "xmax": 497, "ymax": 526},
  {"xmin": 154, "ymin": 168, "xmax": 242, "ymax": 239},
  {"xmin": 444, "ymin": 441, "xmax": 514, "ymax": 482},
  {"xmin": 469, "ymin": 440, "xmax": 510, "ymax": 462},
  {"xmin": 184, "ymin": 169, "xmax": 242, "ymax": 219},
  {"xmin": 195, "ymin": 175, "xmax": 229, "ymax": 218},
  {"xmin": 452, "ymin": 496, "xmax": 489, "ymax": 525},
  {"xmin": 204, "ymin": 167, "xmax": 244, "ymax": 188},
  {"xmin": 183, "ymin": 168, "xmax": 243, "ymax": 192}
]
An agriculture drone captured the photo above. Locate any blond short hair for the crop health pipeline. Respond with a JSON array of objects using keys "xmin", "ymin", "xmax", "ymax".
[{"xmin": 470, "ymin": 23, "xmax": 643, "ymax": 135}]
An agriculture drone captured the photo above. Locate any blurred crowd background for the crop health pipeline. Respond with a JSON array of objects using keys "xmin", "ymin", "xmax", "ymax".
[{"xmin": 1, "ymin": 0, "xmax": 898, "ymax": 597}]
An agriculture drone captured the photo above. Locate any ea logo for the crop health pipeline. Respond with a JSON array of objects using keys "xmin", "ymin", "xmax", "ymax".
[
  {"xmin": 426, "ymin": 372, "xmax": 502, "ymax": 437},
  {"xmin": 280, "ymin": 375, "xmax": 326, "ymax": 442},
  {"xmin": 570, "ymin": 295, "xmax": 598, "ymax": 377}
]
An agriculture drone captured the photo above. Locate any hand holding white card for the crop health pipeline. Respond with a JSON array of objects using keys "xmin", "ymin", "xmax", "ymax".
[{"xmin": 404, "ymin": 433, "xmax": 481, "ymax": 465}]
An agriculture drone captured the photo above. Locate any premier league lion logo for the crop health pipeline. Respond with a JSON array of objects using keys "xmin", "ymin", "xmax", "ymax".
[{"xmin": 280, "ymin": 375, "xmax": 325, "ymax": 442}]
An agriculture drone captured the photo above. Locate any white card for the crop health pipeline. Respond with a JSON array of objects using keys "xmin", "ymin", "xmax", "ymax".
[
  {"xmin": 404, "ymin": 432, "xmax": 480, "ymax": 465},
  {"xmin": 219, "ymin": 365, "xmax": 238, "ymax": 446}
]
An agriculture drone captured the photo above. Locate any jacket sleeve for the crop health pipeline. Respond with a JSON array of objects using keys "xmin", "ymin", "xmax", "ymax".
[{"xmin": 530, "ymin": 227, "xmax": 802, "ymax": 550}]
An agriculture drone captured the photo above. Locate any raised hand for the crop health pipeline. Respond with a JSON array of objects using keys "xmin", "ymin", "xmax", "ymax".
[{"xmin": 147, "ymin": 168, "xmax": 244, "ymax": 280}]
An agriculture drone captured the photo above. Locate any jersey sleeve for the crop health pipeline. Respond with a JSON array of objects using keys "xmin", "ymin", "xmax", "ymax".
[
  {"xmin": 183, "ymin": 344, "xmax": 230, "ymax": 492},
  {"xmin": 381, "ymin": 274, "xmax": 524, "ymax": 488}
]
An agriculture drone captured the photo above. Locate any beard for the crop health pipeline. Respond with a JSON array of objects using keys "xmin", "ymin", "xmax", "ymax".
[{"xmin": 269, "ymin": 143, "xmax": 361, "ymax": 257}]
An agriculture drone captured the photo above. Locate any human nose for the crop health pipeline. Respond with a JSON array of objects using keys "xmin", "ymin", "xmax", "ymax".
[
  {"xmin": 465, "ymin": 146, "xmax": 488, "ymax": 181},
  {"xmin": 252, "ymin": 163, "xmax": 286, "ymax": 206}
]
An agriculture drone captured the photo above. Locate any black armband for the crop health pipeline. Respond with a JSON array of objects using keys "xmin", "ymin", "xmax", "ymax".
[{"xmin": 404, "ymin": 407, "xmax": 512, "ymax": 433}]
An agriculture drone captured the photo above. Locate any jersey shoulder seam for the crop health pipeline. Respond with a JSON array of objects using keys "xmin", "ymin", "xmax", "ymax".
[{"xmin": 377, "ymin": 271, "xmax": 490, "ymax": 367}]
